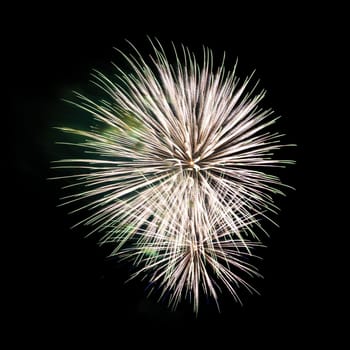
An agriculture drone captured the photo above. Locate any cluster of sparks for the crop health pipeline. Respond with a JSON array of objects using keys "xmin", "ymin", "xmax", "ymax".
[{"xmin": 53, "ymin": 40, "xmax": 293, "ymax": 312}]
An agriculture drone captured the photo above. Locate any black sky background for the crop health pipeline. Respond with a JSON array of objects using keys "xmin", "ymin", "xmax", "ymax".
[{"xmin": 7, "ymin": 3, "xmax": 338, "ymax": 346}]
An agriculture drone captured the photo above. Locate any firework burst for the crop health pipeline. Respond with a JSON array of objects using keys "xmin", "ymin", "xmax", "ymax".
[{"xmin": 53, "ymin": 40, "xmax": 294, "ymax": 312}]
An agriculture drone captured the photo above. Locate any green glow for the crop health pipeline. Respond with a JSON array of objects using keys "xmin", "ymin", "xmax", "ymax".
[{"xmin": 141, "ymin": 247, "xmax": 158, "ymax": 257}]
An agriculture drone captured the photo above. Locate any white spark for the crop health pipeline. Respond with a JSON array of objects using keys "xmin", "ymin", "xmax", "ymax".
[{"xmin": 53, "ymin": 40, "xmax": 294, "ymax": 312}]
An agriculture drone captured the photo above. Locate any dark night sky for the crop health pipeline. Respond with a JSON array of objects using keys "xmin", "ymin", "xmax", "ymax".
[{"xmin": 8, "ymin": 3, "xmax": 339, "ymax": 347}]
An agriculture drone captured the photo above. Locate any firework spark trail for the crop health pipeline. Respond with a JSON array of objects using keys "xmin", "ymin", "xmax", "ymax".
[{"xmin": 53, "ymin": 40, "xmax": 294, "ymax": 312}]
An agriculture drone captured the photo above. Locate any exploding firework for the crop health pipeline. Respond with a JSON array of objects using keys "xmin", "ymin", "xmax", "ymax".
[{"xmin": 53, "ymin": 40, "xmax": 294, "ymax": 312}]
